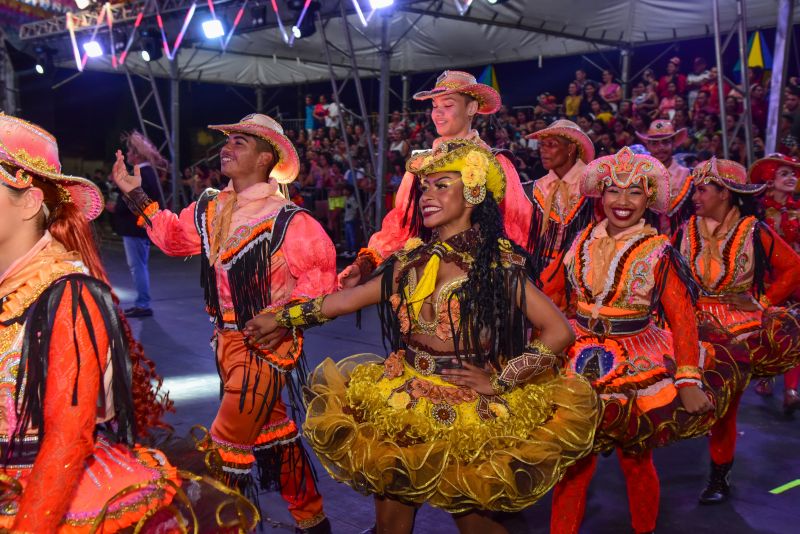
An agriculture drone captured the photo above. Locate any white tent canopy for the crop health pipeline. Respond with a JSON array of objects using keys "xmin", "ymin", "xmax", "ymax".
[{"xmin": 22, "ymin": 0, "xmax": 796, "ymax": 87}]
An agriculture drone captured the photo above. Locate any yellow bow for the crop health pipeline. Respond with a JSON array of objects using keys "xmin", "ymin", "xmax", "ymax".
[{"xmin": 404, "ymin": 243, "xmax": 452, "ymax": 319}]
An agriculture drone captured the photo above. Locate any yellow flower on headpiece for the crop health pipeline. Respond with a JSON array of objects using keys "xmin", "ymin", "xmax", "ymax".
[
  {"xmin": 460, "ymin": 150, "xmax": 489, "ymax": 188},
  {"xmin": 404, "ymin": 237, "xmax": 424, "ymax": 251}
]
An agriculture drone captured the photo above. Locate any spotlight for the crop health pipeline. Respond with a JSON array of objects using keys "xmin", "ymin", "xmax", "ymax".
[
  {"xmin": 83, "ymin": 40, "xmax": 103, "ymax": 58},
  {"xmin": 35, "ymin": 64, "xmax": 44, "ymax": 75},
  {"xmin": 202, "ymin": 19, "xmax": 225, "ymax": 39},
  {"xmin": 141, "ymin": 50, "xmax": 151, "ymax": 62},
  {"xmin": 250, "ymin": 4, "xmax": 268, "ymax": 28},
  {"xmin": 33, "ymin": 44, "xmax": 55, "ymax": 75},
  {"xmin": 485, "ymin": 0, "xmax": 510, "ymax": 4},
  {"xmin": 292, "ymin": 26, "xmax": 302, "ymax": 39},
  {"xmin": 369, "ymin": 0, "xmax": 394, "ymax": 8},
  {"xmin": 139, "ymin": 29, "xmax": 163, "ymax": 62},
  {"xmin": 75, "ymin": 0, "xmax": 94, "ymax": 9},
  {"xmin": 288, "ymin": 1, "xmax": 320, "ymax": 40}
]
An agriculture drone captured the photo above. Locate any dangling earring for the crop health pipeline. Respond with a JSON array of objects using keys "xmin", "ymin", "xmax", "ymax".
[{"xmin": 463, "ymin": 183, "xmax": 486, "ymax": 205}]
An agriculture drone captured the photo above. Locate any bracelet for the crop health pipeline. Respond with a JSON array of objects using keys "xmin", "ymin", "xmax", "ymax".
[
  {"xmin": 353, "ymin": 248, "xmax": 382, "ymax": 280},
  {"xmin": 123, "ymin": 187, "xmax": 157, "ymax": 227},
  {"xmin": 270, "ymin": 296, "xmax": 330, "ymax": 329},
  {"xmin": 136, "ymin": 201, "xmax": 160, "ymax": 227},
  {"xmin": 496, "ymin": 340, "xmax": 558, "ymax": 390},
  {"xmin": 490, "ymin": 373, "xmax": 512, "ymax": 396},
  {"xmin": 758, "ymin": 294, "xmax": 772, "ymax": 310}
]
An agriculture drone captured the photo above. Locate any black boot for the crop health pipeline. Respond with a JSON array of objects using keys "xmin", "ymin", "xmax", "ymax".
[
  {"xmin": 699, "ymin": 461, "xmax": 733, "ymax": 504},
  {"xmin": 296, "ymin": 517, "xmax": 332, "ymax": 534}
]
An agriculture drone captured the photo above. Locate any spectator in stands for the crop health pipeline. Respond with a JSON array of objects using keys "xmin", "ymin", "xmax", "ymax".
[
  {"xmin": 750, "ymin": 83, "xmax": 768, "ymax": 131},
  {"xmin": 599, "ymin": 69, "xmax": 622, "ymax": 110},
  {"xmin": 579, "ymin": 81, "xmax": 599, "ymax": 115},
  {"xmin": 313, "ymin": 95, "xmax": 329, "ymax": 128},
  {"xmin": 575, "ymin": 68, "xmax": 591, "ymax": 91},
  {"xmin": 686, "ymin": 57, "xmax": 713, "ymax": 108},
  {"xmin": 305, "ymin": 94, "xmax": 316, "ymax": 135},
  {"xmin": 342, "ymin": 184, "xmax": 360, "ymax": 258},
  {"xmin": 700, "ymin": 67, "xmax": 730, "ymax": 113},
  {"xmin": 657, "ymin": 56, "xmax": 687, "ymax": 98},
  {"xmin": 325, "ymin": 94, "xmax": 341, "ymax": 129},
  {"xmin": 658, "ymin": 81, "xmax": 679, "ymax": 118}
]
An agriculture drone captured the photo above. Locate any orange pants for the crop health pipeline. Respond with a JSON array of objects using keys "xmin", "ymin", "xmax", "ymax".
[
  {"xmin": 210, "ymin": 329, "xmax": 325, "ymax": 528},
  {"xmin": 551, "ymin": 449, "xmax": 659, "ymax": 534}
]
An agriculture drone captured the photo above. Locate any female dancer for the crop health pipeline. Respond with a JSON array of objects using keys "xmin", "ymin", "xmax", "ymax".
[
  {"xmin": 246, "ymin": 140, "xmax": 598, "ymax": 533},
  {"xmin": 748, "ymin": 153, "xmax": 800, "ymax": 414},
  {"xmin": 0, "ymin": 115, "xmax": 180, "ymax": 532},
  {"xmin": 676, "ymin": 158, "xmax": 800, "ymax": 504},
  {"xmin": 544, "ymin": 147, "xmax": 742, "ymax": 534}
]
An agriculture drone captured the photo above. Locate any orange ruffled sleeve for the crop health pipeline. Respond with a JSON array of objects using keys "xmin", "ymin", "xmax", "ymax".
[
  {"xmin": 145, "ymin": 202, "xmax": 202, "ymax": 257},
  {"xmin": 283, "ymin": 211, "xmax": 338, "ymax": 298},
  {"xmin": 13, "ymin": 284, "xmax": 108, "ymax": 533},
  {"xmin": 658, "ymin": 256, "xmax": 702, "ymax": 385},
  {"xmin": 761, "ymin": 224, "xmax": 800, "ymax": 307}
]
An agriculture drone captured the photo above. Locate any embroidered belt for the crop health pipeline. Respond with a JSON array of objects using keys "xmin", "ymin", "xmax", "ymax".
[
  {"xmin": 576, "ymin": 314, "xmax": 651, "ymax": 337},
  {"xmin": 404, "ymin": 346, "xmax": 484, "ymax": 376},
  {"xmin": 0, "ymin": 435, "xmax": 40, "ymax": 468}
]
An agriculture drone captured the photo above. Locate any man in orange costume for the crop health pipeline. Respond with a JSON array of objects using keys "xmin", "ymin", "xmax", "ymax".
[{"xmin": 112, "ymin": 114, "xmax": 336, "ymax": 533}]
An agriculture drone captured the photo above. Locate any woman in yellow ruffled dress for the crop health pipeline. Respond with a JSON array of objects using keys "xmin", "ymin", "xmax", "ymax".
[{"xmin": 245, "ymin": 140, "xmax": 598, "ymax": 533}]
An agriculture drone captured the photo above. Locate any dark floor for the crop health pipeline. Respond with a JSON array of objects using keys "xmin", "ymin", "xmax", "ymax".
[{"xmin": 103, "ymin": 242, "xmax": 800, "ymax": 534}]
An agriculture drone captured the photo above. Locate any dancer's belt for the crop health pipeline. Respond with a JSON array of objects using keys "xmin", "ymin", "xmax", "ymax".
[
  {"xmin": 576, "ymin": 314, "xmax": 651, "ymax": 337},
  {"xmin": 0, "ymin": 435, "xmax": 39, "ymax": 468},
  {"xmin": 403, "ymin": 346, "xmax": 485, "ymax": 376}
]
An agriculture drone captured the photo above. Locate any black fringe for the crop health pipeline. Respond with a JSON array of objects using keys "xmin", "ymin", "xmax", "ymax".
[
  {"xmin": 651, "ymin": 245, "xmax": 700, "ymax": 325},
  {"xmin": 752, "ymin": 221, "xmax": 774, "ymax": 298},
  {"xmin": 669, "ymin": 194, "xmax": 696, "ymax": 235},
  {"xmin": 5, "ymin": 274, "xmax": 135, "ymax": 464},
  {"xmin": 527, "ymin": 199, "xmax": 594, "ymax": 281},
  {"xmin": 254, "ymin": 439, "xmax": 317, "ymax": 499},
  {"xmin": 227, "ymin": 242, "xmax": 273, "ymax": 329},
  {"xmin": 377, "ymin": 256, "xmax": 402, "ymax": 355}
]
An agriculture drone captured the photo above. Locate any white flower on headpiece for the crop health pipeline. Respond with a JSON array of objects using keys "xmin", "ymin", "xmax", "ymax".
[{"xmin": 461, "ymin": 150, "xmax": 489, "ymax": 188}]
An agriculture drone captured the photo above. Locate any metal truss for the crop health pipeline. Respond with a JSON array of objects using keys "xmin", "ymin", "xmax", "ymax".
[
  {"xmin": 712, "ymin": 0, "xmax": 754, "ymax": 165},
  {"xmin": 0, "ymin": 29, "xmax": 18, "ymax": 114}
]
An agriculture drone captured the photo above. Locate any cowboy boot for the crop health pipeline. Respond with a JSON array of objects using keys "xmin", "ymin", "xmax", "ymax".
[
  {"xmin": 699, "ymin": 461, "xmax": 733, "ymax": 504},
  {"xmin": 754, "ymin": 378, "xmax": 773, "ymax": 397},
  {"xmin": 784, "ymin": 389, "xmax": 800, "ymax": 416}
]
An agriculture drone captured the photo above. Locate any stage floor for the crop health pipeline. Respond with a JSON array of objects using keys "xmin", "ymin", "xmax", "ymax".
[{"xmin": 104, "ymin": 242, "xmax": 800, "ymax": 534}]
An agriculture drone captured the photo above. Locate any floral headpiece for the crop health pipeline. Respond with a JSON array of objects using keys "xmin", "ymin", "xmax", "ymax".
[
  {"xmin": 582, "ymin": 146, "xmax": 671, "ymax": 214},
  {"xmin": 406, "ymin": 140, "xmax": 505, "ymax": 204}
]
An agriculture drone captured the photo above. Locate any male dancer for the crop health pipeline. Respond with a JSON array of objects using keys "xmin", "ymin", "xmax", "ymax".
[
  {"xmin": 112, "ymin": 114, "xmax": 335, "ymax": 533},
  {"xmin": 636, "ymin": 119, "xmax": 694, "ymax": 233},
  {"xmin": 338, "ymin": 70, "xmax": 532, "ymax": 288}
]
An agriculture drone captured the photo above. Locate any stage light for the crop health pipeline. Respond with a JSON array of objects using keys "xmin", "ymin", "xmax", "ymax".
[
  {"xmin": 75, "ymin": 0, "xmax": 93, "ymax": 9},
  {"xmin": 369, "ymin": 0, "xmax": 394, "ymax": 8},
  {"xmin": 202, "ymin": 19, "xmax": 225, "ymax": 39},
  {"xmin": 35, "ymin": 64, "xmax": 44, "ymax": 75},
  {"xmin": 250, "ymin": 4, "xmax": 268, "ymax": 28},
  {"xmin": 485, "ymin": 0, "xmax": 510, "ymax": 4},
  {"xmin": 141, "ymin": 50, "xmax": 151, "ymax": 62},
  {"xmin": 292, "ymin": 26, "xmax": 302, "ymax": 39},
  {"xmin": 288, "ymin": 1, "xmax": 320, "ymax": 40},
  {"xmin": 83, "ymin": 40, "xmax": 103, "ymax": 58}
]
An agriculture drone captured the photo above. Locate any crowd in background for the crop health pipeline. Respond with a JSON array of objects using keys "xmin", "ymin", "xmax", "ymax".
[{"xmin": 93, "ymin": 55, "xmax": 799, "ymax": 257}]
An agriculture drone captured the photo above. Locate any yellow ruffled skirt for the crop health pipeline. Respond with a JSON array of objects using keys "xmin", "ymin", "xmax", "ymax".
[{"xmin": 303, "ymin": 354, "xmax": 598, "ymax": 513}]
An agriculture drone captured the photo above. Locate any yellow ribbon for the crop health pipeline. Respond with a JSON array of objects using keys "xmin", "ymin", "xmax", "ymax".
[
  {"xmin": 539, "ymin": 178, "xmax": 569, "ymax": 237},
  {"xmin": 405, "ymin": 243, "xmax": 452, "ymax": 319},
  {"xmin": 208, "ymin": 190, "xmax": 237, "ymax": 265}
]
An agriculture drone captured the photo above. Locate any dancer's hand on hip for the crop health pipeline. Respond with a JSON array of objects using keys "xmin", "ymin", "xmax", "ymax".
[
  {"xmin": 243, "ymin": 313, "xmax": 287, "ymax": 349},
  {"xmin": 338, "ymin": 264, "xmax": 361, "ymax": 289},
  {"xmin": 111, "ymin": 150, "xmax": 141, "ymax": 194},
  {"xmin": 678, "ymin": 384, "xmax": 714, "ymax": 415},
  {"xmin": 441, "ymin": 361, "xmax": 495, "ymax": 396}
]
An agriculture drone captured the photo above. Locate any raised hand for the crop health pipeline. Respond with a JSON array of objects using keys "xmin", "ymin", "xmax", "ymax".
[{"xmin": 111, "ymin": 150, "xmax": 141, "ymax": 194}]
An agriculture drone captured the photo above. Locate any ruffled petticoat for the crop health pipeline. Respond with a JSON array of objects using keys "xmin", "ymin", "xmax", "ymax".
[
  {"xmin": 568, "ymin": 322, "xmax": 748, "ymax": 455},
  {"xmin": 697, "ymin": 300, "xmax": 800, "ymax": 377},
  {"xmin": 302, "ymin": 353, "xmax": 598, "ymax": 514}
]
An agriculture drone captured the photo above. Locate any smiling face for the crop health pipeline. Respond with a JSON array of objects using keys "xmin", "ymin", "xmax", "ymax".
[
  {"xmin": 418, "ymin": 171, "xmax": 471, "ymax": 230},
  {"xmin": 774, "ymin": 165, "xmax": 799, "ymax": 193},
  {"xmin": 602, "ymin": 182, "xmax": 649, "ymax": 234},
  {"xmin": 692, "ymin": 181, "xmax": 729, "ymax": 217},
  {"xmin": 430, "ymin": 94, "xmax": 478, "ymax": 138},
  {"xmin": 645, "ymin": 137, "xmax": 674, "ymax": 165},
  {"xmin": 219, "ymin": 133, "xmax": 274, "ymax": 182}
]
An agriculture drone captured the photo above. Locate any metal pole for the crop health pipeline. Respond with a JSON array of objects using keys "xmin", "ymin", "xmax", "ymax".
[
  {"xmin": 256, "ymin": 86, "xmax": 264, "ymax": 113},
  {"xmin": 735, "ymin": 0, "xmax": 754, "ymax": 166},
  {"xmin": 339, "ymin": 0, "xmax": 378, "ymax": 177},
  {"xmin": 125, "ymin": 69, "xmax": 148, "ymax": 136},
  {"xmin": 712, "ymin": 0, "xmax": 729, "ymax": 158},
  {"xmin": 620, "ymin": 48, "xmax": 631, "ymax": 99},
  {"xmin": 375, "ymin": 14, "xmax": 391, "ymax": 227},
  {"xmin": 170, "ymin": 58, "xmax": 180, "ymax": 211},
  {"xmin": 766, "ymin": 0, "xmax": 795, "ymax": 153},
  {"xmin": 318, "ymin": 12, "xmax": 370, "ymax": 234},
  {"xmin": 402, "ymin": 74, "xmax": 410, "ymax": 113}
]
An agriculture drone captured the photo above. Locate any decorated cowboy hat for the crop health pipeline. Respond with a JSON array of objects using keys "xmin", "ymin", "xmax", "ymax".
[
  {"xmin": 0, "ymin": 113, "xmax": 103, "ymax": 221},
  {"xmin": 748, "ymin": 153, "xmax": 800, "ymax": 185},
  {"xmin": 527, "ymin": 119, "xmax": 595, "ymax": 163},
  {"xmin": 693, "ymin": 157, "xmax": 766, "ymax": 195},
  {"xmin": 635, "ymin": 119, "xmax": 688, "ymax": 146},
  {"xmin": 407, "ymin": 139, "xmax": 506, "ymax": 202},
  {"xmin": 413, "ymin": 70, "xmax": 501, "ymax": 115},
  {"xmin": 581, "ymin": 146, "xmax": 671, "ymax": 214},
  {"xmin": 208, "ymin": 113, "xmax": 300, "ymax": 184}
]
